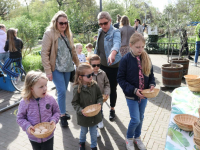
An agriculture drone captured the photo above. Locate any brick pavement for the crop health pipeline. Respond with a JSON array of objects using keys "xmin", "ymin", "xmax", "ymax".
[{"xmin": 0, "ymin": 54, "xmax": 199, "ymax": 150}]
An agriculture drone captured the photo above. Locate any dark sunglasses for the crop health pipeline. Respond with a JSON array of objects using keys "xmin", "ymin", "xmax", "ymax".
[
  {"xmin": 58, "ymin": 21, "xmax": 68, "ymax": 26},
  {"xmin": 98, "ymin": 22, "xmax": 109, "ymax": 26},
  {"xmin": 91, "ymin": 64, "xmax": 101, "ymax": 68},
  {"xmin": 81, "ymin": 72, "xmax": 94, "ymax": 78},
  {"xmin": 135, "ymin": 20, "xmax": 137, "ymax": 22}
]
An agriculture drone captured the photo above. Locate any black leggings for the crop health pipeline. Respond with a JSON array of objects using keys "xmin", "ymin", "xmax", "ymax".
[
  {"xmin": 30, "ymin": 137, "xmax": 54, "ymax": 150},
  {"xmin": 100, "ymin": 65, "xmax": 118, "ymax": 107}
]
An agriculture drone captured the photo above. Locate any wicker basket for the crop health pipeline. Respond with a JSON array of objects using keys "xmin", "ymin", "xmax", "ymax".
[
  {"xmin": 188, "ymin": 85, "xmax": 200, "ymax": 92},
  {"xmin": 184, "ymin": 75, "xmax": 199, "ymax": 80},
  {"xmin": 194, "ymin": 136, "xmax": 200, "ymax": 146},
  {"xmin": 194, "ymin": 137, "xmax": 200, "ymax": 150},
  {"xmin": 141, "ymin": 88, "xmax": 160, "ymax": 98},
  {"xmin": 193, "ymin": 122, "xmax": 200, "ymax": 138},
  {"xmin": 197, "ymin": 118, "xmax": 200, "ymax": 127},
  {"xmin": 173, "ymin": 114, "xmax": 198, "ymax": 131},
  {"xmin": 31, "ymin": 122, "xmax": 56, "ymax": 138},
  {"xmin": 82, "ymin": 104, "xmax": 101, "ymax": 117},
  {"xmin": 103, "ymin": 94, "xmax": 108, "ymax": 103}
]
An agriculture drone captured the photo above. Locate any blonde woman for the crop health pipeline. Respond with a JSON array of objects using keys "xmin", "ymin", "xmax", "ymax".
[
  {"xmin": 119, "ymin": 15, "xmax": 135, "ymax": 57},
  {"xmin": 41, "ymin": 11, "xmax": 79, "ymax": 127},
  {"xmin": 117, "ymin": 33, "xmax": 155, "ymax": 150}
]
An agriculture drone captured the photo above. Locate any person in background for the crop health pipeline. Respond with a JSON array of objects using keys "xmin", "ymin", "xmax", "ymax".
[
  {"xmin": 117, "ymin": 33, "xmax": 155, "ymax": 150},
  {"xmin": 93, "ymin": 36, "xmax": 97, "ymax": 49},
  {"xmin": 114, "ymin": 14, "xmax": 121, "ymax": 29},
  {"xmin": 41, "ymin": 11, "xmax": 79, "ymax": 127},
  {"xmin": 180, "ymin": 28, "xmax": 193, "ymax": 60},
  {"xmin": 75, "ymin": 43, "xmax": 86, "ymax": 63},
  {"xmin": 119, "ymin": 15, "xmax": 135, "ymax": 57},
  {"xmin": 134, "ymin": 19, "xmax": 143, "ymax": 36},
  {"xmin": 94, "ymin": 11, "xmax": 121, "ymax": 121},
  {"xmin": 86, "ymin": 43, "xmax": 94, "ymax": 59},
  {"xmin": 193, "ymin": 23, "xmax": 200, "ymax": 67},
  {"xmin": 0, "ymin": 24, "xmax": 8, "ymax": 64},
  {"xmin": 72, "ymin": 63, "xmax": 103, "ymax": 150}
]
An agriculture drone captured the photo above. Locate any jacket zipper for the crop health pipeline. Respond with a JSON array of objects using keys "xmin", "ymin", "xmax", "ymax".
[{"xmin": 37, "ymin": 100, "xmax": 43, "ymax": 142}]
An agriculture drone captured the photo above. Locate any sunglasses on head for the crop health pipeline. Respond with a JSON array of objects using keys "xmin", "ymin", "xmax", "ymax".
[
  {"xmin": 91, "ymin": 64, "xmax": 101, "ymax": 68},
  {"xmin": 98, "ymin": 21, "xmax": 109, "ymax": 26},
  {"xmin": 81, "ymin": 72, "xmax": 94, "ymax": 78},
  {"xmin": 58, "ymin": 21, "xmax": 68, "ymax": 26}
]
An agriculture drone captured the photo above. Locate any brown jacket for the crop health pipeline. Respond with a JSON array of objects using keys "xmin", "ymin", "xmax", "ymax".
[
  {"xmin": 92, "ymin": 69, "xmax": 110, "ymax": 95},
  {"xmin": 41, "ymin": 29, "xmax": 79, "ymax": 74}
]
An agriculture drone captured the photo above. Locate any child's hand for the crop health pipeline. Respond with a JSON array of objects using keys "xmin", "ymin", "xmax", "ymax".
[
  {"xmin": 50, "ymin": 121, "xmax": 56, "ymax": 126},
  {"xmin": 82, "ymin": 110, "xmax": 88, "ymax": 117},
  {"xmin": 150, "ymin": 86, "xmax": 155, "ymax": 91},
  {"xmin": 136, "ymin": 89, "xmax": 145, "ymax": 99},
  {"xmin": 27, "ymin": 126, "xmax": 35, "ymax": 135}
]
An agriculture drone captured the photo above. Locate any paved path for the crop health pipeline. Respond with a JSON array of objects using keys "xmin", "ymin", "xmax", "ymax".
[{"xmin": 0, "ymin": 54, "xmax": 199, "ymax": 150}]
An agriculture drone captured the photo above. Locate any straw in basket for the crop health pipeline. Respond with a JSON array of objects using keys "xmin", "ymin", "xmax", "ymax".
[
  {"xmin": 82, "ymin": 104, "xmax": 101, "ymax": 117},
  {"xmin": 173, "ymin": 114, "xmax": 198, "ymax": 131},
  {"xmin": 31, "ymin": 122, "xmax": 56, "ymax": 138},
  {"xmin": 141, "ymin": 88, "xmax": 160, "ymax": 98}
]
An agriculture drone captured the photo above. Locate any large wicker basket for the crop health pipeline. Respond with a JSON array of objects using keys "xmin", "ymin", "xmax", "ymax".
[
  {"xmin": 193, "ymin": 122, "xmax": 200, "ymax": 138},
  {"xmin": 103, "ymin": 94, "xmax": 108, "ymax": 103},
  {"xmin": 173, "ymin": 114, "xmax": 198, "ymax": 131},
  {"xmin": 31, "ymin": 122, "xmax": 56, "ymax": 138},
  {"xmin": 141, "ymin": 88, "xmax": 160, "ymax": 98},
  {"xmin": 188, "ymin": 85, "xmax": 200, "ymax": 92},
  {"xmin": 194, "ymin": 136, "xmax": 200, "ymax": 146},
  {"xmin": 82, "ymin": 104, "xmax": 101, "ymax": 117},
  {"xmin": 184, "ymin": 75, "xmax": 199, "ymax": 80}
]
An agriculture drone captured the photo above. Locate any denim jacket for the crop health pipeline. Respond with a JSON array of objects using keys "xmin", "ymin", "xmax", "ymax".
[{"xmin": 94, "ymin": 25, "xmax": 121, "ymax": 66}]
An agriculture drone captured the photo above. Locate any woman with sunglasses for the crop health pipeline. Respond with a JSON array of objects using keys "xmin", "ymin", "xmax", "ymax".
[
  {"xmin": 41, "ymin": 11, "xmax": 79, "ymax": 127},
  {"xmin": 134, "ymin": 19, "xmax": 143, "ymax": 36},
  {"xmin": 94, "ymin": 11, "xmax": 121, "ymax": 121}
]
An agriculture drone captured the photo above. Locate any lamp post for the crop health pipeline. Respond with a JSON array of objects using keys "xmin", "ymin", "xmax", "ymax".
[{"xmin": 100, "ymin": 0, "xmax": 102, "ymax": 12}]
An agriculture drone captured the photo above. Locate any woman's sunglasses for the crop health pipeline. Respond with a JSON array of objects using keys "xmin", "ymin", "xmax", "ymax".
[
  {"xmin": 91, "ymin": 64, "xmax": 101, "ymax": 68},
  {"xmin": 98, "ymin": 22, "xmax": 108, "ymax": 26},
  {"xmin": 81, "ymin": 72, "xmax": 94, "ymax": 78},
  {"xmin": 58, "ymin": 21, "xmax": 68, "ymax": 26}
]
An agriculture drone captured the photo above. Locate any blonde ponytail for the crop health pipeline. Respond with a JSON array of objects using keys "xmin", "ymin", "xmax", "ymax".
[{"xmin": 141, "ymin": 51, "xmax": 152, "ymax": 76}]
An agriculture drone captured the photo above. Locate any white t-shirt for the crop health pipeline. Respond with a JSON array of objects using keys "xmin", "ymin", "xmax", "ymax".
[{"xmin": 77, "ymin": 53, "xmax": 86, "ymax": 63}]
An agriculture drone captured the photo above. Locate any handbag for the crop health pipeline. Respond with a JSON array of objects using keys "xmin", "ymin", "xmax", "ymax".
[{"xmin": 60, "ymin": 34, "xmax": 75, "ymax": 83}]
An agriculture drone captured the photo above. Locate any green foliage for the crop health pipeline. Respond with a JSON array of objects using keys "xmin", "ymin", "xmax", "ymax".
[{"xmin": 22, "ymin": 54, "xmax": 43, "ymax": 73}]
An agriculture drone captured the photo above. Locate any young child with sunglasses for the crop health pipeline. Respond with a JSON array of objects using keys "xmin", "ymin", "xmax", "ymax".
[
  {"xmin": 17, "ymin": 71, "xmax": 60, "ymax": 150},
  {"xmin": 72, "ymin": 63, "xmax": 103, "ymax": 150},
  {"xmin": 89, "ymin": 54, "xmax": 110, "ymax": 134}
]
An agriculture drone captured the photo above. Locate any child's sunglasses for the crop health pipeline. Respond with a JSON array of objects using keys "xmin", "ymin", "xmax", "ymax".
[
  {"xmin": 81, "ymin": 72, "xmax": 94, "ymax": 78},
  {"xmin": 91, "ymin": 64, "xmax": 101, "ymax": 68}
]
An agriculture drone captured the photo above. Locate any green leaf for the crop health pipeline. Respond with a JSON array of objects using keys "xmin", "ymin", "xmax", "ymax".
[{"xmin": 168, "ymin": 127, "xmax": 190, "ymax": 148}]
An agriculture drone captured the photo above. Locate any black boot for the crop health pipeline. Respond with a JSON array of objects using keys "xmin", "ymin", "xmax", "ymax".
[
  {"xmin": 79, "ymin": 142, "xmax": 85, "ymax": 150},
  {"xmin": 188, "ymin": 55, "xmax": 194, "ymax": 60},
  {"xmin": 91, "ymin": 147, "xmax": 97, "ymax": 150},
  {"xmin": 65, "ymin": 113, "xmax": 71, "ymax": 120},
  {"xmin": 60, "ymin": 115, "xmax": 68, "ymax": 127},
  {"xmin": 109, "ymin": 110, "xmax": 115, "ymax": 121}
]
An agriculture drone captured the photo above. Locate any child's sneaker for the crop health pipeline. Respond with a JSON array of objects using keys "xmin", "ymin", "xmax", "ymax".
[
  {"xmin": 91, "ymin": 147, "xmax": 97, "ymax": 150},
  {"xmin": 79, "ymin": 142, "xmax": 85, "ymax": 150},
  {"xmin": 134, "ymin": 137, "xmax": 147, "ymax": 150},
  {"xmin": 98, "ymin": 120, "xmax": 104, "ymax": 129},
  {"xmin": 125, "ymin": 138, "xmax": 135, "ymax": 150},
  {"xmin": 97, "ymin": 129, "xmax": 100, "ymax": 138}
]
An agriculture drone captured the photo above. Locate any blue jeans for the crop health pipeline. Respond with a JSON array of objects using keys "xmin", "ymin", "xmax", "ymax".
[
  {"xmin": 194, "ymin": 41, "xmax": 200, "ymax": 63},
  {"xmin": 0, "ymin": 52, "xmax": 9, "ymax": 64},
  {"xmin": 52, "ymin": 70, "xmax": 70, "ymax": 115},
  {"xmin": 80, "ymin": 125, "xmax": 97, "ymax": 148},
  {"xmin": 126, "ymin": 98, "xmax": 147, "ymax": 139}
]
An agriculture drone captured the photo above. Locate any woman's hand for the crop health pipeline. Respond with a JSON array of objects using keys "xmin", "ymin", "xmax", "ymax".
[
  {"xmin": 27, "ymin": 126, "xmax": 35, "ymax": 135},
  {"xmin": 136, "ymin": 89, "xmax": 145, "ymax": 99},
  {"xmin": 150, "ymin": 86, "xmax": 155, "ymax": 91},
  {"xmin": 46, "ymin": 73, "xmax": 53, "ymax": 81}
]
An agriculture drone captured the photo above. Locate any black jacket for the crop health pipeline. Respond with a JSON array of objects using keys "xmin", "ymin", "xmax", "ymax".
[
  {"xmin": 117, "ymin": 51, "xmax": 155, "ymax": 100},
  {"xmin": 4, "ymin": 37, "xmax": 23, "ymax": 58}
]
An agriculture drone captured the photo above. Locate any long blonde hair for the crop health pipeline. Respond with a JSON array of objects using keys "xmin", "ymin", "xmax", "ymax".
[
  {"xmin": 47, "ymin": 11, "xmax": 74, "ymax": 49},
  {"xmin": 73, "ymin": 63, "xmax": 95, "ymax": 93},
  {"xmin": 21, "ymin": 70, "xmax": 48, "ymax": 101},
  {"xmin": 7, "ymin": 28, "xmax": 17, "ymax": 52},
  {"xmin": 129, "ymin": 33, "xmax": 152, "ymax": 76}
]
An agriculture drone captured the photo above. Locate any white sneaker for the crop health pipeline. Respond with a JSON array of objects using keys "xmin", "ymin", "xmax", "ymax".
[
  {"xmin": 191, "ymin": 63, "xmax": 197, "ymax": 67},
  {"xmin": 97, "ymin": 129, "xmax": 100, "ymax": 138},
  {"xmin": 125, "ymin": 138, "xmax": 135, "ymax": 150},
  {"xmin": 98, "ymin": 121, "xmax": 104, "ymax": 129},
  {"xmin": 134, "ymin": 138, "xmax": 146, "ymax": 150}
]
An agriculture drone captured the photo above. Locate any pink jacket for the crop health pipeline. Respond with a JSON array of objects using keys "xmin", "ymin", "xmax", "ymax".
[{"xmin": 17, "ymin": 94, "xmax": 60, "ymax": 143}]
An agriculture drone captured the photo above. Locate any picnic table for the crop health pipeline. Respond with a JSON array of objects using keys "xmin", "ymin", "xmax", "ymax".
[{"xmin": 165, "ymin": 87, "xmax": 200, "ymax": 150}]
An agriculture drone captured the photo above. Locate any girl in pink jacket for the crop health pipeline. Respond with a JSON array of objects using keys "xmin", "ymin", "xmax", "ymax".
[{"xmin": 17, "ymin": 71, "xmax": 60, "ymax": 150}]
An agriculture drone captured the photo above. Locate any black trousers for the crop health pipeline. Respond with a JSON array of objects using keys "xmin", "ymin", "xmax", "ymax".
[
  {"xmin": 30, "ymin": 137, "xmax": 54, "ymax": 150},
  {"xmin": 100, "ymin": 65, "xmax": 118, "ymax": 107},
  {"xmin": 180, "ymin": 42, "xmax": 189, "ymax": 56}
]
